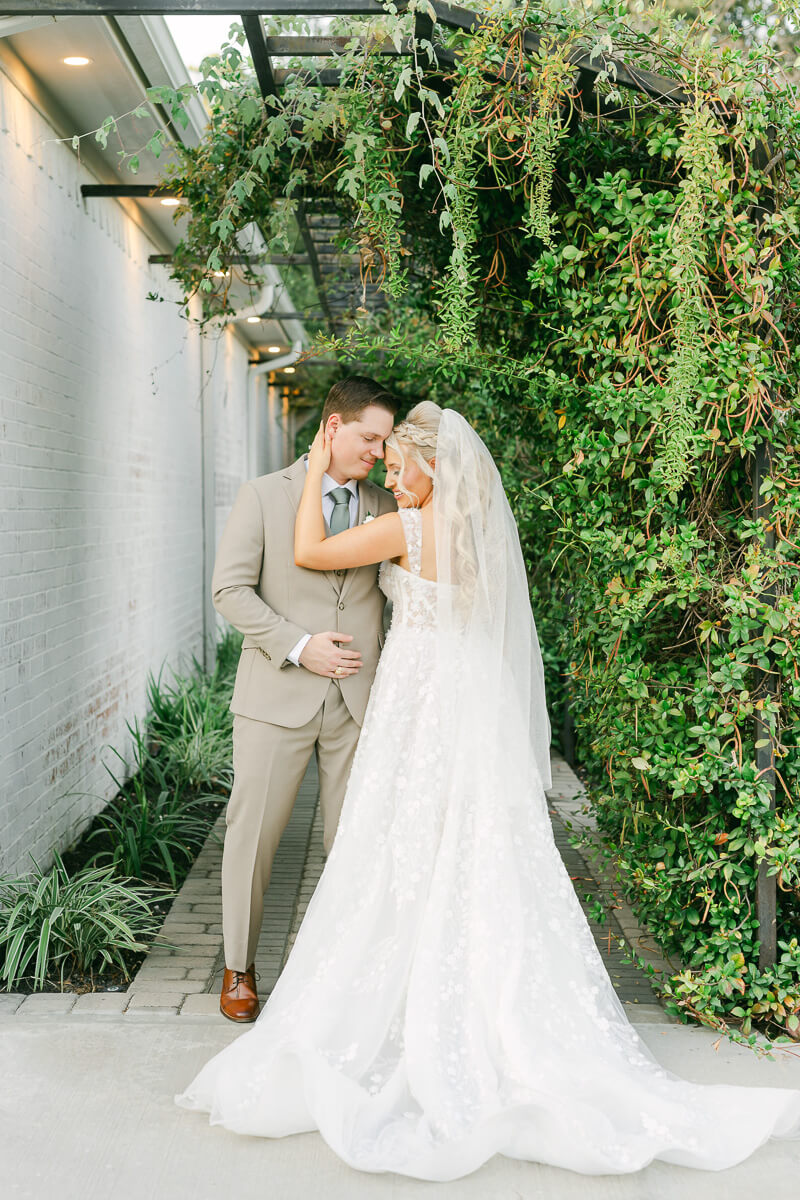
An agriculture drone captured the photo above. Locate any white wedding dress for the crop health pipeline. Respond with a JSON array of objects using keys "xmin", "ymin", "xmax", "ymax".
[{"xmin": 175, "ymin": 502, "xmax": 800, "ymax": 1178}]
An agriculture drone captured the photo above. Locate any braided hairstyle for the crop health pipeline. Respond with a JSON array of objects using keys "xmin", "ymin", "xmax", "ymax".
[{"xmin": 385, "ymin": 401, "xmax": 442, "ymax": 506}]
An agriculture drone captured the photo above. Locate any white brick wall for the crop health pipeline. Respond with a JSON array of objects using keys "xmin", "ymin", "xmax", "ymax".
[
  {"xmin": 207, "ymin": 325, "xmax": 249, "ymax": 555},
  {"xmin": 0, "ymin": 70, "xmax": 253, "ymax": 877}
]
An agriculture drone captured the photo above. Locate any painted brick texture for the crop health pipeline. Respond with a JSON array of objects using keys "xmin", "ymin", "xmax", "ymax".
[{"xmin": 0, "ymin": 70, "xmax": 251, "ymax": 876}]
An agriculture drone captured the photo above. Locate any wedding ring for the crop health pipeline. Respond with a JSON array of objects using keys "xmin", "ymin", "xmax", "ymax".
[{"xmin": 335, "ymin": 666, "xmax": 344, "ymax": 676}]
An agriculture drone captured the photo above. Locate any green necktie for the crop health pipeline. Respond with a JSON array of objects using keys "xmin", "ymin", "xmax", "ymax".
[{"xmin": 329, "ymin": 486, "xmax": 352, "ymax": 536}]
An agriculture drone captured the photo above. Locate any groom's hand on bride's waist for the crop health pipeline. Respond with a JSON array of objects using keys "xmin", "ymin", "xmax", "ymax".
[{"xmin": 298, "ymin": 632, "xmax": 362, "ymax": 678}]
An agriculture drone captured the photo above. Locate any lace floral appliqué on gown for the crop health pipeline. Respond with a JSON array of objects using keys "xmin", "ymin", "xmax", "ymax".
[{"xmin": 175, "ymin": 505, "xmax": 800, "ymax": 1180}]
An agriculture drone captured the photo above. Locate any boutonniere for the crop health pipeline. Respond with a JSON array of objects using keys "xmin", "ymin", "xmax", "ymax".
[{"xmin": 361, "ymin": 513, "xmax": 375, "ymax": 525}]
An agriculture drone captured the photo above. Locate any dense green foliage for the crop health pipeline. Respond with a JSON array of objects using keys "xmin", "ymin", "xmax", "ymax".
[{"xmin": 116, "ymin": 1, "xmax": 800, "ymax": 1044}]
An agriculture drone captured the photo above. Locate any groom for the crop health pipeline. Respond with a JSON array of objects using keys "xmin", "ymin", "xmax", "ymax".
[{"xmin": 211, "ymin": 376, "xmax": 398, "ymax": 1021}]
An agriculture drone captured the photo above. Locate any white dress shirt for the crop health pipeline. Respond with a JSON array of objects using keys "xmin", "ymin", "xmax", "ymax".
[{"xmin": 286, "ymin": 465, "xmax": 359, "ymax": 666}]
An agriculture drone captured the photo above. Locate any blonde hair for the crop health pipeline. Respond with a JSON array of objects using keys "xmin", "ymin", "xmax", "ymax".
[{"xmin": 385, "ymin": 401, "xmax": 442, "ymax": 506}]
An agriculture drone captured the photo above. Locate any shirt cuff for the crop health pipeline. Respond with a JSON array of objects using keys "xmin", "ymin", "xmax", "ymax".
[{"xmin": 286, "ymin": 633, "xmax": 312, "ymax": 667}]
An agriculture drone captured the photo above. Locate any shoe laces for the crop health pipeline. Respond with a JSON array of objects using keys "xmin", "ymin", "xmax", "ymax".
[{"xmin": 226, "ymin": 967, "xmax": 260, "ymax": 991}]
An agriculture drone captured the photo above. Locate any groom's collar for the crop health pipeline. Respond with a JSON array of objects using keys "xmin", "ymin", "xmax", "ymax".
[
  {"xmin": 283, "ymin": 454, "xmax": 364, "ymax": 512},
  {"xmin": 302, "ymin": 455, "xmax": 358, "ymax": 499},
  {"xmin": 323, "ymin": 473, "xmax": 358, "ymax": 500}
]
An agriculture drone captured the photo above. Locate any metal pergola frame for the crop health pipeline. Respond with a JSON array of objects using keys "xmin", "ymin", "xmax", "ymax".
[
  {"xmin": 68, "ymin": 1, "xmax": 689, "ymax": 340},
  {"xmin": 1, "ymin": 1, "xmax": 691, "ymax": 103},
  {"xmin": 3, "ymin": 0, "xmax": 781, "ymax": 968}
]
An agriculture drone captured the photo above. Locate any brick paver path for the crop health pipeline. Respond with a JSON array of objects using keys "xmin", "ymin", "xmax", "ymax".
[{"xmin": 0, "ymin": 753, "xmax": 671, "ymax": 1019}]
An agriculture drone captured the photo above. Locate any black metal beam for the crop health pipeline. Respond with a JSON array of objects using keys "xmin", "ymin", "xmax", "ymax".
[
  {"xmin": 275, "ymin": 68, "xmax": 342, "ymax": 87},
  {"xmin": 149, "ymin": 252, "xmax": 360, "ymax": 266},
  {"xmin": 255, "ymin": 356, "xmax": 340, "ymax": 365},
  {"xmin": 241, "ymin": 13, "xmax": 278, "ymax": 100},
  {"xmin": 747, "ymin": 139, "xmax": 780, "ymax": 971},
  {"xmin": 82, "ymin": 183, "xmax": 178, "ymax": 197},
  {"xmin": 0, "ymin": 1, "xmax": 387, "ymax": 11},
  {"xmin": 257, "ymin": 311, "xmax": 355, "ymax": 320},
  {"xmin": 0, "ymin": 1, "xmax": 691, "ymax": 106},
  {"xmin": 149, "ymin": 253, "xmax": 258, "ymax": 264},
  {"xmin": 414, "ymin": 6, "xmax": 434, "ymax": 45},
  {"xmin": 563, "ymin": 47, "xmax": 688, "ymax": 107},
  {"xmin": 753, "ymin": 436, "xmax": 778, "ymax": 968},
  {"xmin": 262, "ymin": 312, "xmax": 328, "ymax": 320},
  {"xmin": 297, "ymin": 202, "xmax": 338, "ymax": 337},
  {"xmin": 249, "ymin": 310, "xmax": 359, "ymax": 320},
  {"xmin": 277, "ymin": 42, "xmax": 456, "ymax": 89},
  {"xmin": 266, "ymin": 36, "xmax": 410, "ymax": 56},
  {"xmin": 239, "ymin": 15, "xmax": 344, "ymax": 335}
]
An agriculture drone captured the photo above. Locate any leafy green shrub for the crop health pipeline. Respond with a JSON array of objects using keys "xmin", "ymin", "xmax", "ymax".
[
  {"xmin": 86, "ymin": 745, "xmax": 214, "ymax": 887},
  {"xmin": 0, "ymin": 852, "xmax": 168, "ymax": 990},
  {"xmin": 657, "ymin": 938, "xmax": 800, "ymax": 1043},
  {"xmin": 214, "ymin": 625, "xmax": 244, "ymax": 680},
  {"xmin": 82, "ymin": 627, "xmax": 242, "ymax": 887},
  {"xmin": 145, "ymin": 641, "xmax": 237, "ymax": 796}
]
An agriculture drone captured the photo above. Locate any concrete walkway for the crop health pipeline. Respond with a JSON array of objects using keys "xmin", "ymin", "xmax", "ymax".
[
  {"xmin": 3, "ymin": 751, "xmax": 800, "ymax": 1196},
  {"xmin": 2, "ymin": 1014, "xmax": 799, "ymax": 1199}
]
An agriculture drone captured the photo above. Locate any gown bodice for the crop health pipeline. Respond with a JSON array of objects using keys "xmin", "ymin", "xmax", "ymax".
[{"xmin": 378, "ymin": 507, "xmax": 438, "ymax": 633}]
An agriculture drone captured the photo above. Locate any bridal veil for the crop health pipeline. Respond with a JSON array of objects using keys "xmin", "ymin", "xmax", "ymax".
[{"xmin": 433, "ymin": 407, "xmax": 552, "ymax": 794}]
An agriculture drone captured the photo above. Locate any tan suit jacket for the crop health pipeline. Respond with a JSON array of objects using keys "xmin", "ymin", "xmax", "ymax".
[{"xmin": 212, "ymin": 456, "xmax": 397, "ymax": 729}]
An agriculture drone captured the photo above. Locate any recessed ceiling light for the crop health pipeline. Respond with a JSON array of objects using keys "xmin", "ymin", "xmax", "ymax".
[
  {"xmin": 283, "ymin": 366, "xmax": 296, "ymax": 374},
  {"xmin": 160, "ymin": 197, "xmax": 180, "ymax": 207},
  {"xmin": 63, "ymin": 56, "xmax": 92, "ymax": 67},
  {"xmin": 267, "ymin": 345, "xmax": 282, "ymax": 353},
  {"xmin": 246, "ymin": 316, "xmax": 261, "ymax": 324}
]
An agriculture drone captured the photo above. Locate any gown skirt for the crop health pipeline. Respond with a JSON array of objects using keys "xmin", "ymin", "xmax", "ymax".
[{"xmin": 175, "ymin": 521, "xmax": 800, "ymax": 1179}]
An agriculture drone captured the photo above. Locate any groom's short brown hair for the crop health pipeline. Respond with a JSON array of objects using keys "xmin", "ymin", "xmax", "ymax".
[{"xmin": 322, "ymin": 376, "xmax": 398, "ymax": 426}]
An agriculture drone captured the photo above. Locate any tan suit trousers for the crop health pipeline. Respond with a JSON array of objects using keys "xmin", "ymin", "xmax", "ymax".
[{"xmin": 221, "ymin": 680, "xmax": 359, "ymax": 971}]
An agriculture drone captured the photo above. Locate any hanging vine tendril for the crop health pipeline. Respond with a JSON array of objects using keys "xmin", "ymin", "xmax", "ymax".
[
  {"xmin": 657, "ymin": 103, "xmax": 725, "ymax": 497},
  {"xmin": 521, "ymin": 38, "xmax": 575, "ymax": 248}
]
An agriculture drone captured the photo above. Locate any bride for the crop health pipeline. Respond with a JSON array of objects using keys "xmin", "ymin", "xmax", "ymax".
[{"xmin": 175, "ymin": 402, "xmax": 800, "ymax": 1178}]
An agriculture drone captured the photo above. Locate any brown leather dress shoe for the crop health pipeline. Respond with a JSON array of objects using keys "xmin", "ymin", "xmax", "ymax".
[{"xmin": 220, "ymin": 962, "xmax": 260, "ymax": 1022}]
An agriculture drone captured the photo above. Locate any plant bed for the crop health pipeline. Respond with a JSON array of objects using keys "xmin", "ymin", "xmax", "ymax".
[
  {"xmin": 0, "ymin": 853, "xmax": 173, "ymax": 995},
  {"xmin": 10, "ymin": 961, "xmax": 145, "ymax": 998},
  {"xmin": 0, "ymin": 630, "xmax": 241, "ymax": 995}
]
